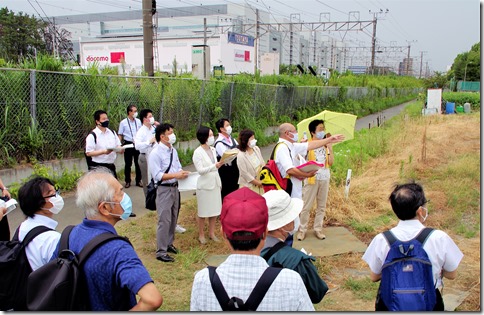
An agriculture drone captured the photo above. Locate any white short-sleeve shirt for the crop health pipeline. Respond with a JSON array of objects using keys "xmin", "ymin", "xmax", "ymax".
[
  {"xmin": 362, "ymin": 219, "xmax": 463, "ymax": 289},
  {"xmin": 18, "ymin": 214, "xmax": 61, "ymax": 271},
  {"xmin": 274, "ymin": 138, "xmax": 308, "ymax": 199},
  {"xmin": 85, "ymin": 127, "xmax": 121, "ymax": 164}
]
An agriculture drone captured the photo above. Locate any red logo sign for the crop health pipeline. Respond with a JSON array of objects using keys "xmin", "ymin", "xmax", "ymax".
[{"xmin": 110, "ymin": 52, "xmax": 125, "ymax": 63}]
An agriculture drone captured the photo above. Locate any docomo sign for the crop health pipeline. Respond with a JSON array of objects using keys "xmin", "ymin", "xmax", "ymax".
[
  {"xmin": 85, "ymin": 52, "xmax": 125, "ymax": 64},
  {"xmin": 86, "ymin": 55, "xmax": 109, "ymax": 62}
]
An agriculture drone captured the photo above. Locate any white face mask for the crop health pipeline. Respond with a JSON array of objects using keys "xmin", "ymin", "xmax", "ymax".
[
  {"xmin": 225, "ymin": 126, "xmax": 232, "ymax": 135},
  {"xmin": 289, "ymin": 132, "xmax": 298, "ymax": 142},
  {"xmin": 149, "ymin": 117, "xmax": 155, "ymax": 125},
  {"xmin": 132, "ymin": 112, "xmax": 138, "ymax": 118},
  {"xmin": 316, "ymin": 131, "xmax": 326, "ymax": 139},
  {"xmin": 249, "ymin": 139, "xmax": 257, "ymax": 148},
  {"xmin": 43, "ymin": 194, "xmax": 64, "ymax": 214},
  {"xmin": 282, "ymin": 217, "xmax": 300, "ymax": 236},
  {"xmin": 168, "ymin": 133, "xmax": 177, "ymax": 144},
  {"xmin": 207, "ymin": 136, "xmax": 215, "ymax": 146}
]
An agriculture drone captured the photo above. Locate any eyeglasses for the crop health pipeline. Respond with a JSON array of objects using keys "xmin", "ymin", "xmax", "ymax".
[{"xmin": 44, "ymin": 189, "xmax": 60, "ymax": 199}]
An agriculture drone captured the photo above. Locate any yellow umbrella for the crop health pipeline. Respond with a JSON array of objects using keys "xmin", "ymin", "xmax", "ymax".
[{"xmin": 297, "ymin": 110, "xmax": 357, "ymax": 144}]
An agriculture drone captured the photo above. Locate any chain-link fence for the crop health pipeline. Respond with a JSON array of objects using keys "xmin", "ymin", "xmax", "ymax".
[{"xmin": 0, "ymin": 68, "xmax": 421, "ymax": 167}]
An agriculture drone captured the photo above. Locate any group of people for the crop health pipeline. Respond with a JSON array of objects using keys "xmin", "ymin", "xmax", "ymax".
[{"xmin": 0, "ymin": 105, "xmax": 463, "ymax": 311}]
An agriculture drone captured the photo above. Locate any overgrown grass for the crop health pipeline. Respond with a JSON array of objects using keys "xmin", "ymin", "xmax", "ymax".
[
  {"xmin": 112, "ymin": 103, "xmax": 479, "ymax": 311},
  {"xmin": 343, "ymin": 277, "xmax": 379, "ymax": 301}
]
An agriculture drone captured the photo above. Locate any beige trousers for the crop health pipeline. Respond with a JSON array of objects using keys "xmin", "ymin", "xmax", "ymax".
[{"xmin": 299, "ymin": 178, "xmax": 330, "ymax": 233}]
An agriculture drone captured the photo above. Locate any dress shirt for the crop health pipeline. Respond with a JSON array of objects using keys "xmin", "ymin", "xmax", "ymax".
[
  {"xmin": 190, "ymin": 254, "xmax": 314, "ymax": 311},
  {"xmin": 85, "ymin": 127, "xmax": 121, "ymax": 164},
  {"xmin": 362, "ymin": 219, "xmax": 463, "ymax": 289},
  {"xmin": 134, "ymin": 125, "xmax": 156, "ymax": 154},
  {"xmin": 274, "ymin": 138, "xmax": 308, "ymax": 199},
  {"xmin": 118, "ymin": 117, "xmax": 141, "ymax": 142},
  {"xmin": 18, "ymin": 214, "xmax": 60, "ymax": 271},
  {"xmin": 148, "ymin": 142, "xmax": 182, "ymax": 184}
]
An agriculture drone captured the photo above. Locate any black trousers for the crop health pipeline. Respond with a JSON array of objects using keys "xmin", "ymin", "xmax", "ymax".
[
  {"xmin": 376, "ymin": 288, "xmax": 444, "ymax": 311},
  {"xmin": 89, "ymin": 162, "xmax": 117, "ymax": 179},
  {"xmin": 123, "ymin": 141, "xmax": 141, "ymax": 184},
  {"xmin": 218, "ymin": 160, "xmax": 240, "ymax": 201}
]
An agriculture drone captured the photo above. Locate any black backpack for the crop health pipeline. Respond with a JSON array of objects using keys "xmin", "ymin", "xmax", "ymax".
[
  {"xmin": 208, "ymin": 266, "xmax": 282, "ymax": 311},
  {"xmin": 0, "ymin": 225, "xmax": 52, "ymax": 311},
  {"xmin": 84, "ymin": 129, "xmax": 117, "ymax": 169},
  {"xmin": 26, "ymin": 225, "xmax": 131, "ymax": 311}
]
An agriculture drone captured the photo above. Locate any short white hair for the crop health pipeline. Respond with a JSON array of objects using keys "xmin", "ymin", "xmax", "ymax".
[{"xmin": 76, "ymin": 168, "xmax": 116, "ymax": 218}]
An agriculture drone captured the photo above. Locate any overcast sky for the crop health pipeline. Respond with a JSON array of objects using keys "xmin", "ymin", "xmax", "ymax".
[{"xmin": 2, "ymin": 0, "xmax": 480, "ymax": 72}]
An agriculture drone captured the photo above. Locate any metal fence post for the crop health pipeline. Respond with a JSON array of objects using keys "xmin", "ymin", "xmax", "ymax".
[
  {"xmin": 229, "ymin": 82, "xmax": 234, "ymax": 120},
  {"xmin": 159, "ymin": 78, "xmax": 165, "ymax": 122},
  {"xmin": 106, "ymin": 76, "xmax": 111, "ymax": 111},
  {"xmin": 253, "ymin": 83, "xmax": 258, "ymax": 114},
  {"xmin": 199, "ymin": 80, "xmax": 206, "ymax": 127},
  {"xmin": 29, "ymin": 70, "xmax": 37, "ymax": 125}
]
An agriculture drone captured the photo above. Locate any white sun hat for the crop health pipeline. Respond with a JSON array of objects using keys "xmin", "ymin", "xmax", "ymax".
[{"xmin": 262, "ymin": 190, "xmax": 304, "ymax": 231}]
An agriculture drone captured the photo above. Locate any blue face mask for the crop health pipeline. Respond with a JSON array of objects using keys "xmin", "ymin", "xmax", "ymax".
[
  {"xmin": 316, "ymin": 131, "xmax": 326, "ymax": 139},
  {"xmin": 106, "ymin": 193, "xmax": 133, "ymax": 220}
]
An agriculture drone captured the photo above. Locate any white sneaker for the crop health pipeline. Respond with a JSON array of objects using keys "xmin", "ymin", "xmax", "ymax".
[{"xmin": 175, "ymin": 225, "xmax": 186, "ymax": 233}]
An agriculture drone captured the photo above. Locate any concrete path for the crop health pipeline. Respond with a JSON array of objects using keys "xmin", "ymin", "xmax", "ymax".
[{"xmin": 6, "ymin": 101, "xmax": 413, "ymax": 234}]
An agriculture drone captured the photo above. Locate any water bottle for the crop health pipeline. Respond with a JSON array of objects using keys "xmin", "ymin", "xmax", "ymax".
[{"xmin": 302, "ymin": 131, "xmax": 308, "ymax": 141}]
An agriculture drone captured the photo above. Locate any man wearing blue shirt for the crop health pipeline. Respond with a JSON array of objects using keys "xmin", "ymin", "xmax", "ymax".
[
  {"xmin": 51, "ymin": 168, "xmax": 163, "ymax": 311},
  {"xmin": 149, "ymin": 123, "xmax": 190, "ymax": 263},
  {"xmin": 118, "ymin": 105, "xmax": 142, "ymax": 189}
]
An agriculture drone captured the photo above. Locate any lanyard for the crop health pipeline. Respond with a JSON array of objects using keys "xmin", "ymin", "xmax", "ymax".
[{"xmin": 127, "ymin": 118, "xmax": 138, "ymax": 141}]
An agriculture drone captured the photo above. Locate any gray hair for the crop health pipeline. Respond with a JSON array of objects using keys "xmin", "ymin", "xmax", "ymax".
[{"xmin": 76, "ymin": 167, "xmax": 116, "ymax": 219}]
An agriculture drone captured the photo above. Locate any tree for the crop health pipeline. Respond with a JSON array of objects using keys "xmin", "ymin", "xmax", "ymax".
[
  {"xmin": 448, "ymin": 42, "xmax": 480, "ymax": 82},
  {"xmin": 0, "ymin": 8, "xmax": 47, "ymax": 62},
  {"xmin": 0, "ymin": 7, "xmax": 74, "ymax": 64},
  {"xmin": 41, "ymin": 24, "xmax": 73, "ymax": 62},
  {"xmin": 422, "ymin": 71, "xmax": 449, "ymax": 89}
]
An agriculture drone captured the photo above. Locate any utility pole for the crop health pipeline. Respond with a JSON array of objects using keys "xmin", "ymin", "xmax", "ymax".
[
  {"xmin": 369, "ymin": 9, "xmax": 388, "ymax": 75},
  {"xmin": 142, "ymin": 0, "xmax": 154, "ymax": 76},
  {"xmin": 203, "ymin": 17, "xmax": 207, "ymax": 79},
  {"xmin": 254, "ymin": 9, "xmax": 259, "ymax": 74},
  {"xmin": 419, "ymin": 51, "xmax": 427, "ymax": 78},
  {"xmin": 405, "ymin": 40, "xmax": 416, "ymax": 76},
  {"xmin": 52, "ymin": 17, "xmax": 57, "ymax": 58}
]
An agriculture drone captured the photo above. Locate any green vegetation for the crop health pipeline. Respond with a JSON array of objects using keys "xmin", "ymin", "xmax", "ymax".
[
  {"xmin": 0, "ymin": 66, "xmax": 421, "ymax": 168},
  {"xmin": 343, "ymin": 277, "xmax": 379, "ymax": 301},
  {"xmin": 443, "ymin": 91, "xmax": 480, "ymax": 109}
]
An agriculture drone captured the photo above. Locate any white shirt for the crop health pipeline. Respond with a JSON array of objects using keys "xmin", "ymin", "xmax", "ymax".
[
  {"xmin": 215, "ymin": 134, "xmax": 238, "ymax": 158},
  {"xmin": 274, "ymin": 138, "xmax": 308, "ymax": 199},
  {"xmin": 118, "ymin": 117, "xmax": 141, "ymax": 143},
  {"xmin": 148, "ymin": 142, "xmax": 182, "ymax": 183},
  {"xmin": 134, "ymin": 124, "xmax": 156, "ymax": 154},
  {"xmin": 18, "ymin": 214, "xmax": 61, "ymax": 271},
  {"xmin": 362, "ymin": 220, "xmax": 463, "ymax": 289},
  {"xmin": 190, "ymin": 254, "xmax": 314, "ymax": 311},
  {"xmin": 85, "ymin": 127, "xmax": 121, "ymax": 164}
]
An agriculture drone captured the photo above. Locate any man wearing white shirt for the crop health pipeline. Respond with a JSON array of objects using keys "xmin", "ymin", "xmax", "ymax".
[
  {"xmin": 85, "ymin": 110, "xmax": 124, "ymax": 179},
  {"xmin": 118, "ymin": 105, "xmax": 142, "ymax": 189},
  {"xmin": 274, "ymin": 123, "xmax": 344, "ymax": 200},
  {"xmin": 362, "ymin": 182, "xmax": 463, "ymax": 311},
  {"xmin": 273, "ymin": 123, "xmax": 343, "ymax": 246},
  {"xmin": 135, "ymin": 109, "xmax": 157, "ymax": 197}
]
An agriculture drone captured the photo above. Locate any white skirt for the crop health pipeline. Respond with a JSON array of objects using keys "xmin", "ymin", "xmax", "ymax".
[{"xmin": 196, "ymin": 188, "xmax": 222, "ymax": 218}]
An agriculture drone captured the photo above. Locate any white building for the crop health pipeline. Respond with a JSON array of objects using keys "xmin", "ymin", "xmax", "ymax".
[{"xmin": 52, "ymin": 3, "xmax": 345, "ymax": 75}]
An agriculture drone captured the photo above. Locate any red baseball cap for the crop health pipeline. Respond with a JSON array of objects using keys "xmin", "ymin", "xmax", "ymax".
[{"xmin": 221, "ymin": 187, "xmax": 268, "ymax": 241}]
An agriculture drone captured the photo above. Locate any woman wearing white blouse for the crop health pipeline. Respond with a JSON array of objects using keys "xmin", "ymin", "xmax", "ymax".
[
  {"xmin": 236, "ymin": 129, "xmax": 265, "ymax": 195},
  {"xmin": 192, "ymin": 126, "xmax": 223, "ymax": 244}
]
